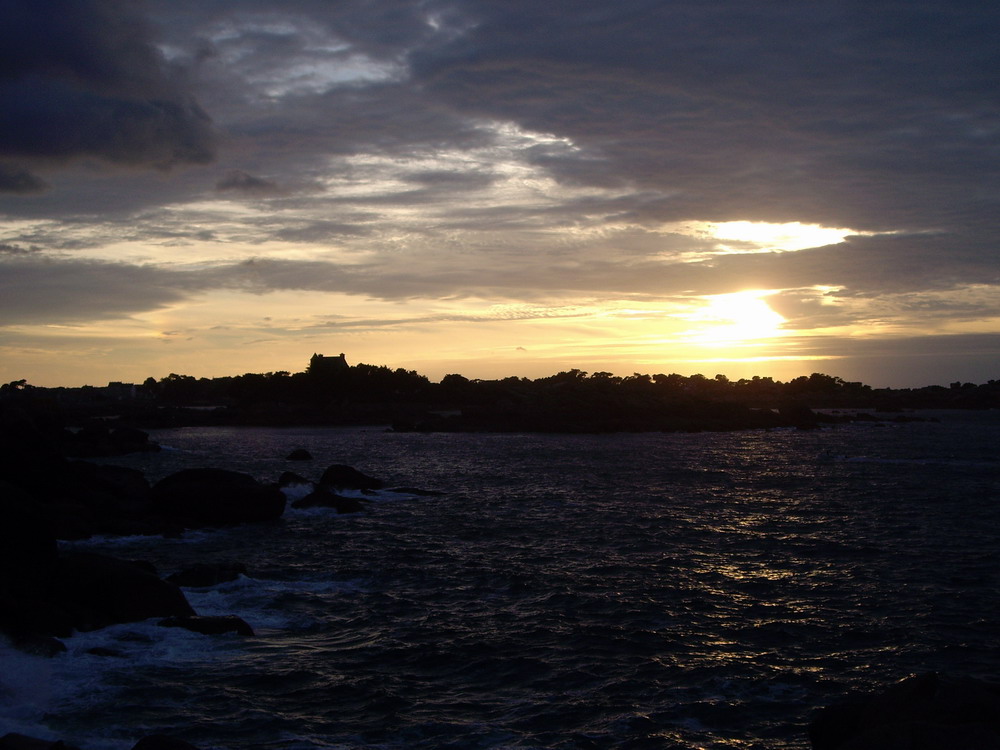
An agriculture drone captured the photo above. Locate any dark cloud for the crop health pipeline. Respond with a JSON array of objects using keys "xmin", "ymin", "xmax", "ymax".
[
  {"xmin": 216, "ymin": 169, "xmax": 279, "ymax": 194},
  {"xmin": 0, "ymin": 163, "xmax": 48, "ymax": 194},
  {"xmin": 0, "ymin": 0, "xmax": 215, "ymax": 174},
  {"xmin": 0, "ymin": 257, "xmax": 200, "ymax": 324},
  {"xmin": 0, "ymin": 242, "xmax": 39, "ymax": 255},
  {"xmin": 400, "ymin": 170, "xmax": 497, "ymax": 189},
  {"xmin": 412, "ymin": 1, "xmax": 1000, "ymax": 232},
  {"xmin": 272, "ymin": 221, "xmax": 375, "ymax": 243}
]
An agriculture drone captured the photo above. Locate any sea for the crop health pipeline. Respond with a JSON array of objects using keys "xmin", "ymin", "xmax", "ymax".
[{"xmin": 2, "ymin": 410, "xmax": 999, "ymax": 749}]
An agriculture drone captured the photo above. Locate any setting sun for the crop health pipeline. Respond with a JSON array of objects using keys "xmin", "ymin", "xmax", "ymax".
[{"xmin": 684, "ymin": 290, "xmax": 787, "ymax": 345}]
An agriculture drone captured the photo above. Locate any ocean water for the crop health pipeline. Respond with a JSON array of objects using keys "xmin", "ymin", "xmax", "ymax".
[{"xmin": 2, "ymin": 411, "xmax": 999, "ymax": 749}]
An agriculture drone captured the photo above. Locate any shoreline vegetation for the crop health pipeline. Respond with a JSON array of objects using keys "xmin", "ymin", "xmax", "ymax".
[
  {"xmin": 3, "ymin": 362, "xmax": 998, "ymax": 436},
  {"xmin": 2, "ymin": 362, "xmax": 999, "ymax": 749}
]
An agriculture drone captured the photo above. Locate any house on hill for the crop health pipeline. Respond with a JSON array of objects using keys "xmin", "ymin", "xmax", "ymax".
[{"xmin": 308, "ymin": 353, "xmax": 349, "ymax": 375}]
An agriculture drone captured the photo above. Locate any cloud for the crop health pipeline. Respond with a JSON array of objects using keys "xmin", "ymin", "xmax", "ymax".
[
  {"xmin": 0, "ymin": 242, "xmax": 40, "ymax": 255},
  {"xmin": 216, "ymin": 169, "xmax": 280, "ymax": 194},
  {"xmin": 0, "ymin": 257, "xmax": 199, "ymax": 324},
  {"xmin": 0, "ymin": 0, "xmax": 215, "ymax": 175},
  {"xmin": 0, "ymin": 164, "xmax": 48, "ymax": 194},
  {"xmin": 411, "ymin": 1, "xmax": 1000, "ymax": 232}
]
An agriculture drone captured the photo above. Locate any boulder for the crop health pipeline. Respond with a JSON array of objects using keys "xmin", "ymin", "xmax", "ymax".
[
  {"xmin": 0, "ymin": 481, "xmax": 58, "ymax": 599},
  {"xmin": 291, "ymin": 488, "xmax": 366, "ymax": 514},
  {"xmin": 1, "ymin": 632, "xmax": 67, "ymax": 657},
  {"xmin": 779, "ymin": 404, "xmax": 821, "ymax": 430},
  {"xmin": 53, "ymin": 551, "xmax": 195, "ymax": 632},
  {"xmin": 151, "ymin": 468, "xmax": 285, "ymax": 527},
  {"xmin": 158, "ymin": 615, "xmax": 254, "ymax": 637},
  {"xmin": 0, "ymin": 406, "xmax": 64, "ymax": 479},
  {"xmin": 109, "ymin": 426, "xmax": 160, "ymax": 454},
  {"xmin": 62, "ymin": 423, "xmax": 159, "ymax": 458},
  {"xmin": 809, "ymin": 672, "xmax": 1000, "ymax": 749},
  {"xmin": 0, "ymin": 596, "xmax": 75, "ymax": 640},
  {"xmin": 319, "ymin": 464, "xmax": 383, "ymax": 491},
  {"xmin": 285, "ymin": 448, "xmax": 313, "ymax": 461},
  {"xmin": 166, "ymin": 562, "xmax": 247, "ymax": 588}
]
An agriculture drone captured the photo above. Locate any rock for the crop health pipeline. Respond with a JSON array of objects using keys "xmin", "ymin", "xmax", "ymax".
[
  {"xmin": 291, "ymin": 488, "xmax": 366, "ymax": 513},
  {"xmin": 285, "ymin": 448, "xmax": 313, "ymax": 461},
  {"xmin": 166, "ymin": 562, "xmax": 247, "ymax": 588},
  {"xmin": 319, "ymin": 464, "xmax": 383, "ymax": 491},
  {"xmin": 131, "ymin": 736, "xmax": 201, "ymax": 750},
  {"xmin": 151, "ymin": 468, "xmax": 286, "ymax": 527},
  {"xmin": 0, "ymin": 406, "xmax": 64, "ymax": 478},
  {"xmin": 0, "ymin": 481, "xmax": 58, "ymax": 599},
  {"xmin": 0, "ymin": 735, "xmax": 81, "ymax": 750},
  {"xmin": 158, "ymin": 615, "xmax": 254, "ymax": 637},
  {"xmin": 779, "ymin": 404, "xmax": 821, "ymax": 430},
  {"xmin": 72, "ymin": 462, "xmax": 152, "ymax": 505},
  {"xmin": 0, "ymin": 596, "xmax": 75, "ymax": 641},
  {"xmin": 809, "ymin": 672, "xmax": 1000, "ymax": 749},
  {"xmin": 110, "ymin": 426, "xmax": 160, "ymax": 454},
  {"xmin": 2, "ymin": 633, "xmax": 67, "ymax": 657},
  {"xmin": 62, "ymin": 423, "xmax": 159, "ymax": 458},
  {"xmin": 86, "ymin": 646, "xmax": 124, "ymax": 657},
  {"xmin": 53, "ymin": 551, "xmax": 195, "ymax": 632}
]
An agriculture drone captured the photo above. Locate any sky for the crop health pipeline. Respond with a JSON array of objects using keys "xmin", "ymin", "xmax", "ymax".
[{"xmin": 1, "ymin": 0, "xmax": 999, "ymax": 388}]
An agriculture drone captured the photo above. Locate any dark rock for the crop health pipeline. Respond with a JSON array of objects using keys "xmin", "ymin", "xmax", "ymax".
[
  {"xmin": 53, "ymin": 551, "xmax": 195, "ymax": 632},
  {"xmin": 166, "ymin": 562, "xmax": 247, "ymax": 588},
  {"xmin": 285, "ymin": 448, "xmax": 313, "ymax": 461},
  {"xmin": 158, "ymin": 614, "xmax": 254, "ymax": 637},
  {"xmin": 73, "ymin": 462, "xmax": 151, "ymax": 505},
  {"xmin": 0, "ymin": 406, "xmax": 64, "ymax": 479},
  {"xmin": 0, "ymin": 734, "xmax": 81, "ymax": 750},
  {"xmin": 319, "ymin": 464, "xmax": 383, "ymax": 491},
  {"xmin": 3, "ymin": 633, "xmax": 67, "ymax": 657},
  {"xmin": 152, "ymin": 468, "xmax": 286, "ymax": 527},
  {"xmin": 0, "ymin": 596, "xmax": 74, "ymax": 641},
  {"xmin": 110, "ymin": 426, "xmax": 160, "ymax": 453},
  {"xmin": 86, "ymin": 646, "xmax": 124, "ymax": 657},
  {"xmin": 779, "ymin": 404, "xmax": 821, "ymax": 429},
  {"xmin": 131, "ymin": 736, "xmax": 201, "ymax": 750},
  {"xmin": 291, "ymin": 488, "xmax": 366, "ymax": 513},
  {"xmin": 809, "ymin": 672, "xmax": 1000, "ymax": 750},
  {"xmin": 62, "ymin": 423, "xmax": 159, "ymax": 458},
  {"xmin": 0, "ymin": 481, "xmax": 58, "ymax": 599}
]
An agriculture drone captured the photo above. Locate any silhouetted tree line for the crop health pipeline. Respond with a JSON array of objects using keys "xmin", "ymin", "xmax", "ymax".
[{"xmin": 4, "ymin": 365, "xmax": 998, "ymax": 432}]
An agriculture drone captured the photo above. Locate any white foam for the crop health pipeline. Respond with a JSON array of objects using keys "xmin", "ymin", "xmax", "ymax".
[
  {"xmin": 179, "ymin": 574, "xmax": 364, "ymax": 631},
  {"xmin": 280, "ymin": 482, "xmax": 315, "ymax": 502}
]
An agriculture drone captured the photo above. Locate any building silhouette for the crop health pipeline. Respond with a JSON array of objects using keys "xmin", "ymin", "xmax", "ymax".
[{"xmin": 308, "ymin": 353, "xmax": 349, "ymax": 375}]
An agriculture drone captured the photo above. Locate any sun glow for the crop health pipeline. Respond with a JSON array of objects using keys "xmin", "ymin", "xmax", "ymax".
[{"xmin": 683, "ymin": 290, "xmax": 787, "ymax": 345}]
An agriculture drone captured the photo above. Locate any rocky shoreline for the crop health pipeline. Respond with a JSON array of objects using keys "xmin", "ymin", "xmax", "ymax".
[{"xmin": 1, "ymin": 408, "xmax": 395, "ymax": 652}]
